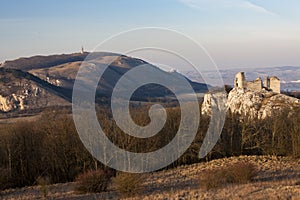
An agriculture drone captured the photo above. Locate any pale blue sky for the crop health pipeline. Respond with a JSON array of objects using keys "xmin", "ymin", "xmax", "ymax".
[{"xmin": 1, "ymin": 0, "xmax": 300, "ymax": 69}]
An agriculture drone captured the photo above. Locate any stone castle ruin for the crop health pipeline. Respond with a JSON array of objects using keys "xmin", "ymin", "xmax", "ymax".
[{"xmin": 234, "ymin": 72, "xmax": 280, "ymax": 93}]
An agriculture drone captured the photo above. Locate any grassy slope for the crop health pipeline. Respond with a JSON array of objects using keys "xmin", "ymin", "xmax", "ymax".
[{"xmin": 1, "ymin": 156, "xmax": 299, "ymax": 200}]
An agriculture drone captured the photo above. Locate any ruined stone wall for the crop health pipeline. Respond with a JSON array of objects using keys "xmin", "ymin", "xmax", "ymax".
[
  {"xmin": 246, "ymin": 78, "xmax": 262, "ymax": 92},
  {"xmin": 234, "ymin": 72, "xmax": 280, "ymax": 93}
]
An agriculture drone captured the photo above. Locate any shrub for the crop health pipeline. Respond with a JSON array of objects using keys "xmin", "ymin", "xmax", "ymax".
[
  {"xmin": 113, "ymin": 173, "xmax": 143, "ymax": 198},
  {"xmin": 228, "ymin": 162, "xmax": 257, "ymax": 184},
  {"xmin": 200, "ymin": 169, "xmax": 226, "ymax": 190},
  {"xmin": 36, "ymin": 176, "xmax": 51, "ymax": 198},
  {"xmin": 200, "ymin": 161, "xmax": 257, "ymax": 190},
  {"xmin": 75, "ymin": 169, "xmax": 114, "ymax": 193}
]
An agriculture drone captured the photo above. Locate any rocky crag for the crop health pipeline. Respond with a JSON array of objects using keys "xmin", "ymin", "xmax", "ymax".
[
  {"xmin": 202, "ymin": 86, "xmax": 300, "ymax": 119},
  {"xmin": 0, "ymin": 68, "xmax": 70, "ymax": 114}
]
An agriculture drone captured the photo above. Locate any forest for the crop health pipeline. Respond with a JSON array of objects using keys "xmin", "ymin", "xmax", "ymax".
[{"xmin": 0, "ymin": 104, "xmax": 299, "ymax": 190}]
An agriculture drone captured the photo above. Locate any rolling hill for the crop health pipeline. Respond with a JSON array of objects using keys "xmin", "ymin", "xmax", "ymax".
[{"xmin": 0, "ymin": 52, "xmax": 209, "ymax": 115}]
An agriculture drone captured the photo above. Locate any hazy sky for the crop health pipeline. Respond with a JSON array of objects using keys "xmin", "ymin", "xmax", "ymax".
[{"xmin": 1, "ymin": 0, "xmax": 300, "ymax": 69}]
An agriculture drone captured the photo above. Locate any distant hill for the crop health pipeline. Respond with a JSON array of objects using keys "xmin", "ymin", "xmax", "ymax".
[
  {"xmin": 1, "ymin": 53, "xmax": 89, "ymax": 71},
  {"xmin": 4, "ymin": 52, "xmax": 208, "ymax": 97},
  {"xmin": 0, "ymin": 52, "xmax": 209, "ymax": 114}
]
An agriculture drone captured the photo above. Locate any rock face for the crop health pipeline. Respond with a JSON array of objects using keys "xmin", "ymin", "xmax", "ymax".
[
  {"xmin": 201, "ymin": 91, "xmax": 227, "ymax": 116},
  {"xmin": 0, "ymin": 68, "xmax": 69, "ymax": 114},
  {"xmin": 0, "ymin": 94, "xmax": 26, "ymax": 112},
  {"xmin": 0, "ymin": 86, "xmax": 65, "ymax": 113},
  {"xmin": 202, "ymin": 88, "xmax": 300, "ymax": 119}
]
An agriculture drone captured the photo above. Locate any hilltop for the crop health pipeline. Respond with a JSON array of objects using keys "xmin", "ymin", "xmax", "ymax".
[
  {"xmin": 1, "ymin": 53, "xmax": 90, "ymax": 71},
  {"xmin": 202, "ymin": 72, "xmax": 300, "ymax": 119},
  {"xmin": 0, "ymin": 52, "xmax": 208, "ymax": 115}
]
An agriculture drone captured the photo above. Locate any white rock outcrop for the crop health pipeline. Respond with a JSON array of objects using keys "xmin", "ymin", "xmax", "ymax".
[
  {"xmin": 0, "ymin": 82, "xmax": 51, "ymax": 113},
  {"xmin": 201, "ymin": 92, "xmax": 227, "ymax": 116},
  {"xmin": 202, "ymin": 88, "xmax": 300, "ymax": 119},
  {"xmin": 0, "ymin": 94, "xmax": 25, "ymax": 112}
]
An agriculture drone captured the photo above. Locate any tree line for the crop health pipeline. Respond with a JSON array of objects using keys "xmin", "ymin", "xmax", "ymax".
[{"xmin": 0, "ymin": 104, "xmax": 299, "ymax": 190}]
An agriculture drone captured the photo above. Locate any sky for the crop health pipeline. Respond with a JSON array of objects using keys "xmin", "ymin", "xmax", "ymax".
[{"xmin": 1, "ymin": 0, "xmax": 300, "ymax": 69}]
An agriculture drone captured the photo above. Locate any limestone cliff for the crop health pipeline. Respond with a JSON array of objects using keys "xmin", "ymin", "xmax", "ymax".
[
  {"xmin": 202, "ymin": 88, "xmax": 300, "ymax": 119},
  {"xmin": 0, "ymin": 68, "xmax": 70, "ymax": 114},
  {"xmin": 0, "ymin": 94, "xmax": 26, "ymax": 112}
]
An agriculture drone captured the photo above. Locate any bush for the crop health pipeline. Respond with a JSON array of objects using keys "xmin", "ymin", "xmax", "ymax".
[
  {"xmin": 36, "ymin": 176, "xmax": 51, "ymax": 198},
  {"xmin": 113, "ymin": 173, "xmax": 143, "ymax": 198},
  {"xmin": 75, "ymin": 169, "xmax": 114, "ymax": 193},
  {"xmin": 228, "ymin": 162, "xmax": 257, "ymax": 184},
  {"xmin": 200, "ymin": 169, "xmax": 226, "ymax": 190},
  {"xmin": 200, "ymin": 161, "xmax": 257, "ymax": 190}
]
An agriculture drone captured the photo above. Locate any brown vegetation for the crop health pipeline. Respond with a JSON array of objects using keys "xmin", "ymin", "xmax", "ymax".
[
  {"xmin": 1, "ymin": 156, "xmax": 299, "ymax": 199},
  {"xmin": 0, "ymin": 104, "xmax": 299, "ymax": 193},
  {"xmin": 112, "ymin": 173, "xmax": 144, "ymax": 198},
  {"xmin": 75, "ymin": 169, "xmax": 114, "ymax": 193},
  {"xmin": 200, "ymin": 161, "xmax": 257, "ymax": 190}
]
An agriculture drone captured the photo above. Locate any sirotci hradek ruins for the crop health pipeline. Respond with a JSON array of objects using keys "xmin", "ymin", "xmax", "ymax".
[{"xmin": 234, "ymin": 72, "xmax": 281, "ymax": 93}]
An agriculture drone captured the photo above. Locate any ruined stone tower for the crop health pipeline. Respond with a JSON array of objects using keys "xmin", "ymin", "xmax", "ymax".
[
  {"xmin": 234, "ymin": 72, "xmax": 246, "ymax": 89},
  {"xmin": 264, "ymin": 76, "xmax": 280, "ymax": 93}
]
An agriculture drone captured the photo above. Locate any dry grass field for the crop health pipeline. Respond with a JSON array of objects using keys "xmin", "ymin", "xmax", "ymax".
[{"xmin": 1, "ymin": 155, "xmax": 299, "ymax": 200}]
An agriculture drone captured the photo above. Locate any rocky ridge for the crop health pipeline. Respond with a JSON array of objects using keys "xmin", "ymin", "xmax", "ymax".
[
  {"xmin": 202, "ymin": 88, "xmax": 300, "ymax": 119},
  {"xmin": 0, "ymin": 68, "xmax": 70, "ymax": 114}
]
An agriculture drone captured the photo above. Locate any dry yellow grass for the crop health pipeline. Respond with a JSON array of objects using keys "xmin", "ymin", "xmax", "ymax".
[{"xmin": 1, "ymin": 156, "xmax": 300, "ymax": 200}]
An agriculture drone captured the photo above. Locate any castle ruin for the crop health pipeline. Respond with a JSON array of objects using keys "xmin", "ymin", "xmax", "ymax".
[{"xmin": 234, "ymin": 72, "xmax": 280, "ymax": 93}]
